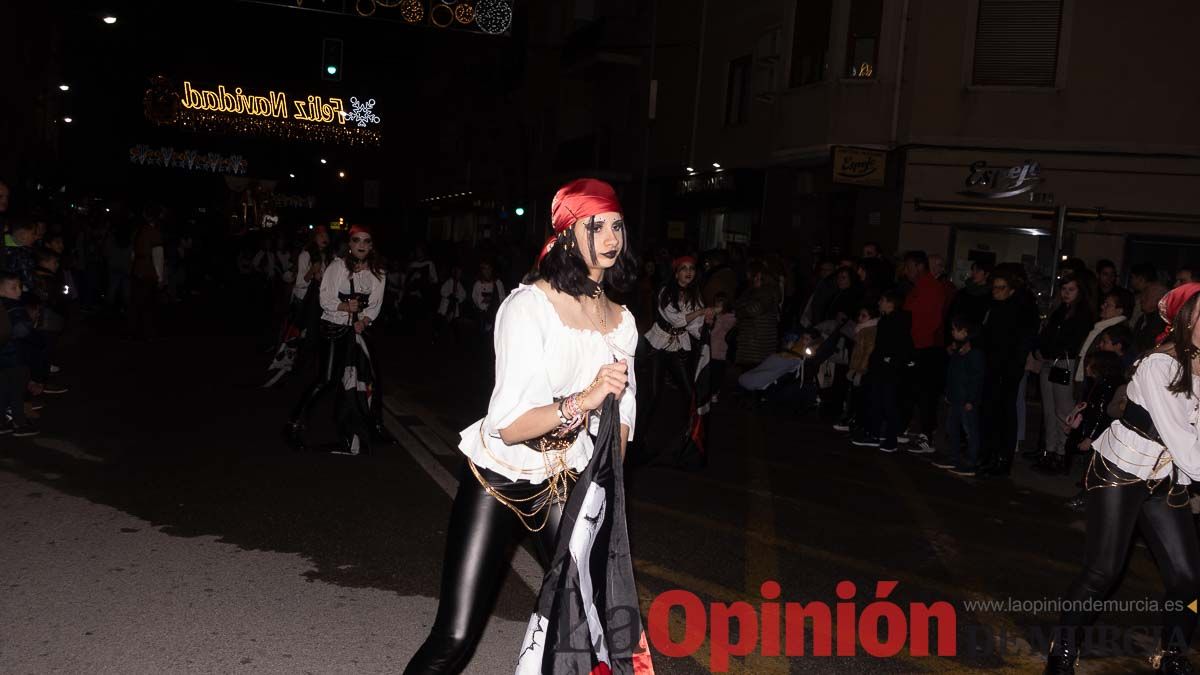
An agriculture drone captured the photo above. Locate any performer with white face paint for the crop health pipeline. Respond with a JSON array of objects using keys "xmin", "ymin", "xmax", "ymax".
[{"xmin": 405, "ymin": 179, "xmax": 642, "ymax": 674}]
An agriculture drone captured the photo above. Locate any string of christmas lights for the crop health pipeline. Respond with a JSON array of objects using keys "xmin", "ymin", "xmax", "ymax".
[
  {"xmin": 170, "ymin": 109, "xmax": 381, "ymax": 147},
  {"xmin": 348, "ymin": 0, "xmax": 509, "ymax": 34}
]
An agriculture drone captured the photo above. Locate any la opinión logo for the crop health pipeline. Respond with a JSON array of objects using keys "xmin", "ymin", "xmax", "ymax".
[{"xmin": 645, "ymin": 581, "xmax": 957, "ymax": 672}]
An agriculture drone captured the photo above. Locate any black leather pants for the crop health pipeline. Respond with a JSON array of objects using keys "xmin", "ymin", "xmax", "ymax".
[
  {"xmin": 1057, "ymin": 459, "xmax": 1200, "ymax": 652},
  {"xmin": 403, "ymin": 462, "xmax": 568, "ymax": 675},
  {"xmin": 289, "ymin": 327, "xmax": 351, "ymax": 424},
  {"xmin": 645, "ymin": 347, "xmax": 694, "ymax": 419}
]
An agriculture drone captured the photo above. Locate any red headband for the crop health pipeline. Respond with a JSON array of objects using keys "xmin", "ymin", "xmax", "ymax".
[
  {"xmin": 349, "ymin": 225, "xmax": 371, "ymax": 238},
  {"xmin": 538, "ymin": 178, "xmax": 623, "ymax": 264},
  {"xmin": 1156, "ymin": 282, "xmax": 1200, "ymax": 345},
  {"xmin": 673, "ymin": 256, "xmax": 697, "ymax": 270}
]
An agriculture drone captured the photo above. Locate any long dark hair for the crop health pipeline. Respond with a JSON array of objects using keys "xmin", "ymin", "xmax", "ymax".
[
  {"xmin": 1060, "ymin": 276, "xmax": 1094, "ymax": 322},
  {"xmin": 523, "ymin": 217, "xmax": 637, "ymax": 296},
  {"xmin": 343, "ymin": 246, "xmax": 385, "ymax": 281},
  {"xmin": 1165, "ymin": 290, "xmax": 1200, "ymax": 397},
  {"xmin": 659, "ymin": 276, "xmax": 702, "ymax": 312},
  {"xmin": 304, "ymin": 228, "xmax": 333, "ymax": 266}
]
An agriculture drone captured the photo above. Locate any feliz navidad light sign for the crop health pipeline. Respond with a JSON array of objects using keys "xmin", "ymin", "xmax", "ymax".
[
  {"xmin": 144, "ymin": 76, "xmax": 382, "ymax": 146},
  {"xmin": 180, "ymin": 81, "xmax": 380, "ymax": 128}
]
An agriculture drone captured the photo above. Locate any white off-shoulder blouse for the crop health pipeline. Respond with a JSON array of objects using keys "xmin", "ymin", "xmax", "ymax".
[
  {"xmin": 457, "ymin": 283, "xmax": 639, "ymax": 483},
  {"xmin": 1095, "ymin": 352, "xmax": 1200, "ymax": 485}
]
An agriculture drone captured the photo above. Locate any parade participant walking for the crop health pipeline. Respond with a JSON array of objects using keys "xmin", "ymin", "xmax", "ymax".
[
  {"xmin": 284, "ymin": 226, "xmax": 386, "ymax": 454},
  {"xmin": 1045, "ymin": 283, "xmax": 1200, "ymax": 675},
  {"xmin": 643, "ymin": 255, "xmax": 712, "ymax": 416},
  {"xmin": 404, "ymin": 179, "xmax": 649, "ymax": 674}
]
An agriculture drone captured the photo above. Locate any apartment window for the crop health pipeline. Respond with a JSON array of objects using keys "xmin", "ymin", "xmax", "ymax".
[
  {"xmin": 725, "ymin": 56, "xmax": 752, "ymax": 126},
  {"xmin": 845, "ymin": 0, "xmax": 882, "ymax": 78},
  {"xmin": 972, "ymin": 0, "xmax": 1064, "ymax": 86},
  {"xmin": 789, "ymin": 0, "xmax": 833, "ymax": 86}
]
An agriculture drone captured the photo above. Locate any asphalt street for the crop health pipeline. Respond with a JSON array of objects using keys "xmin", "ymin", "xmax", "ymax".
[{"xmin": 0, "ymin": 304, "xmax": 1185, "ymax": 674}]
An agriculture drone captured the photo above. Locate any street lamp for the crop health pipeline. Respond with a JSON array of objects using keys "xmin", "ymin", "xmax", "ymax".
[
  {"xmin": 62, "ymin": 117, "xmax": 73, "ymax": 123},
  {"xmin": 289, "ymin": 173, "xmax": 296, "ymax": 178},
  {"xmin": 59, "ymin": 84, "xmax": 70, "ymax": 91},
  {"xmin": 711, "ymin": 162, "xmax": 721, "ymax": 169},
  {"xmin": 102, "ymin": 15, "xmax": 117, "ymax": 24},
  {"xmin": 338, "ymin": 171, "xmax": 346, "ymax": 178},
  {"xmin": 319, "ymin": 158, "xmax": 327, "ymax": 164},
  {"xmin": 514, "ymin": 207, "xmax": 525, "ymax": 217}
]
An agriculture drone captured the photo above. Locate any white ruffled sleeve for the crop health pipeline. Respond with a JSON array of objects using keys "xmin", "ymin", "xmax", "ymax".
[
  {"xmin": 484, "ymin": 289, "xmax": 554, "ymax": 434},
  {"xmin": 1136, "ymin": 354, "xmax": 1200, "ymax": 481}
]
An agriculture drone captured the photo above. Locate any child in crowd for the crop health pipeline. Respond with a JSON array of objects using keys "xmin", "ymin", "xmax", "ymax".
[
  {"xmin": 708, "ymin": 291, "xmax": 736, "ymax": 402},
  {"xmin": 1096, "ymin": 323, "xmax": 1135, "ymax": 372},
  {"xmin": 932, "ymin": 316, "xmax": 985, "ymax": 476},
  {"xmin": 854, "ymin": 290, "xmax": 912, "ymax": 452},
  {"xmin": 0, "ymin": 272, "xmax": 40, "ymax": 436},
  {"xmin": 1063, "ymin": 351, "xmax": 1125, "ymax": 510},
  {"xmin": 836, "ymin": 304, "xmax": 878, "ymax": 432}
]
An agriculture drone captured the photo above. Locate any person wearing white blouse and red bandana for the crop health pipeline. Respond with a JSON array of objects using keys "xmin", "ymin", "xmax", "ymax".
[
  {"xmin": 1046, "ymin": 282, "xmax": 1200, "ymax": 675},
  {"xmin": 405, "ymin": 179, "xmax": 653, "ymax": 675},
  {"xmin": 285, "ymin": 225, "xmax": 386, "ymax": 454}
]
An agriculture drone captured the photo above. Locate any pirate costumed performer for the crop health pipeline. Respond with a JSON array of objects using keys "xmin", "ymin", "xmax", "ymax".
[
  {"xmin": 284, "ymin": 225, "xmax": 387, "ymax": 455},
  {"xmin": 1045, "ymin": 282, "xmax": 1200, "ymax": 675},
  {"xmin": 404, "ymin": 179, "xmax": 655, "ymax": 674},
  {"xmin": 640, "ymin": 255, "xmax": 714, "ymax": 469}
]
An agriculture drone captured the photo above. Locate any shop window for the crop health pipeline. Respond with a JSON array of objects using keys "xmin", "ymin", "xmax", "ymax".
[
  {"xmin": 971, "ymin": 0, "xmax": 1064, "ymax": 87},
  {"xmin": 789, "ymin": 0, "xmax": 833, "ymax": 87},
  {"xmin": 845, "ymin": 0, "xmax": 882, "ymax": 78},
  {"xmin": 725, "ymin": 56, "xmax": 752, "ymax": 127}
]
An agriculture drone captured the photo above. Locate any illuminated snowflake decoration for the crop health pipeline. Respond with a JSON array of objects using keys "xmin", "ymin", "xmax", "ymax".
[
  {"xmin": 345, "ymin": 97, "xmax": 380, "ymax": 127},
  {"xmin": 474, "ymin": 0, "xmax": 511, "ymax": 34}
]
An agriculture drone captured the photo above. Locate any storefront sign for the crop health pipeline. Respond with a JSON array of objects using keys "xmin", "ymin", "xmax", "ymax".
[
  {"xmin": 961, "ymin": 160, "xmax": 1043, "ymax": 199},
  {"xmin": 832, "ymin": 146, "xmax": 886, "ymax": 186}
]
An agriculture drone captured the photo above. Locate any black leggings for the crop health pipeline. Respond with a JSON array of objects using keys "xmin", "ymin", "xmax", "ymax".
[
  {"xmin": 404, "ymin": 463, "xmax": 568, "ymax": 675},
  {"xmin": 1057, "ymin": 458, "xmax": 1200, "ymax": 651},
  {"xmin": 289, "ymin": 329, "xmax": 351, "ymax": 424},
  {"xmin": 645, "ymin": 348, "xmax": 694, "ymax": 417}
]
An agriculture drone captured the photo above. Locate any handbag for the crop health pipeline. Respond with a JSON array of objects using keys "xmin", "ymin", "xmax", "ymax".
[{"xmin": 1049, "ymin": 354, "xmax": 1073, "ymax": 385}]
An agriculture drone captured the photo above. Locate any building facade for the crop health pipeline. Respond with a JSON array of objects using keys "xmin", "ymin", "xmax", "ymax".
[{"xmin": 682, "ymin": 0, "xmax": 1200, "ymax": 279}]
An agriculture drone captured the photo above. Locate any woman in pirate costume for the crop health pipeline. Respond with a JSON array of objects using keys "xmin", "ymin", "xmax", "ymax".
[
  {"xmin": 284, "ymin": 225, "xmax": 386, "ymax": 454},
  {"xmin": 404, "ymin": 179, "xmax": 649, "ymax": 674},
  {"xmin": 1045, "ymin": 283, "xmax": 1200, "ymax": 675},
  {"xmin": 642, "ymin": 255, "xmax": 713, "ymax": 415}
]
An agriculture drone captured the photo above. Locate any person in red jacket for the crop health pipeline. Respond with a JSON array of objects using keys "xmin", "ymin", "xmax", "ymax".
[{"xmin": 900, "ymin": 250, "xmax": 949, "ymax": 454}]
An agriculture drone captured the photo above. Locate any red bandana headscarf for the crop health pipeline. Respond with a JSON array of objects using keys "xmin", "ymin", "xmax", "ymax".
[
  {"xmin": 673, "ymin": 255, "xmax": 697, "ymax": 271},
  {"xmin": 349, "ymin": 224, "xmax": 371, "ymax": 238},
  {"xmin": 1156, "ymin": 282, "xmax": 1200, "ymax": 345},
  {"xmin": 537, "ymin": 178, "xmax": 623, "ymax": 264}
]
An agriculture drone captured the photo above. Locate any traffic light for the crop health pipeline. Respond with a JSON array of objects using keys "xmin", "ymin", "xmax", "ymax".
[{"xmin": 322, "ymin": 38, "xmax": 343, "ymax": 81}]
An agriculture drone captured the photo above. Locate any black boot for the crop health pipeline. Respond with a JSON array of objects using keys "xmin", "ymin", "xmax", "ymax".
[
  {"xmin": 1044, "ymin": 639, "xmax": 1078, "ymax": 675},
  {"xmin": 1033, "ymin": 453, "xmax": 1065, "ymax": 475},
  {"xmin": 283, "ymin": 421, "xmax": 307, "ymax": 451},
  {"xmin": 1155, "ymin": 647, "xmax": 1195, "ymax": 675}
]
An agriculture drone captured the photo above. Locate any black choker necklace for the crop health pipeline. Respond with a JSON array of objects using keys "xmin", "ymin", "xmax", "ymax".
[{"xmin": 585, "ymin": 280, "xmax": 602, "ymax": 299}]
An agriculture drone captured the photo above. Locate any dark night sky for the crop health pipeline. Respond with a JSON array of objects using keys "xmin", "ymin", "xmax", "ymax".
[{"xmin": 57, "ymin": 0, "xmax": 525, "ymax": 214}]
